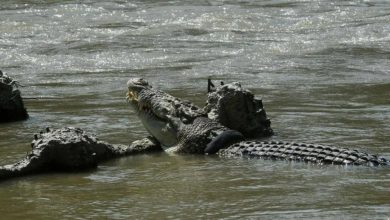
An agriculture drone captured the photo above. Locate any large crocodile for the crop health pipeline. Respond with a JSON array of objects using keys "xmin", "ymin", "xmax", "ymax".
[{"xmin": 126, "ymin": 78, "xmax": 389, "ymax": 166}]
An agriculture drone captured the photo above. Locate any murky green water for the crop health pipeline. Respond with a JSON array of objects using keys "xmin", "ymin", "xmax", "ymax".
[{"xmin": 0, "ymin": 0, "xmax": 389, "ymax": 219}]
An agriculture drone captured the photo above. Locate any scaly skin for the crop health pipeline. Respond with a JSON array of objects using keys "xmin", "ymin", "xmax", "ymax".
[
  {"xmin": 127, "ymin": 78, "xmax": 389, "ymax": 166},
  {"xmin": 126, "ymin": 78, "xmax": 209, "ymax": 151},
  {"xmin": 0, "ymin": 127, "xmax": 162, "ymax": 181},
  {"xmin": 219, "ymin": 141, "xmax": 389, "ymax": 166},
  {"xmin": 168, "ymin": 117, "xmax": 227, "ymax": 154}
]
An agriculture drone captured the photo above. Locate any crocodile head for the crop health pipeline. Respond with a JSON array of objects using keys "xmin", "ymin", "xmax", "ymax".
[{"xmin": 126, "ymin": 78, "xmax": 205, "ymax": 148}]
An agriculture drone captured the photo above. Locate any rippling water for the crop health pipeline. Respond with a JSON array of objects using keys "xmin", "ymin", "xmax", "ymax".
[{"xmin": 0, "ymin": 0, "xmax": 389, "ymax": 219}]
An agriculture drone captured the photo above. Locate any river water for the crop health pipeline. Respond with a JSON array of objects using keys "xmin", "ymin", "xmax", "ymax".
[{"xmin": 0, "ymin": 0, "xmax": 389, "ymax": 219}]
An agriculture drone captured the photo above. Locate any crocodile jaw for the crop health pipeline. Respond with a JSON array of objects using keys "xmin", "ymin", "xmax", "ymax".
[{"xmin": 126, "ymin": 78, "xmax": 178, "ymax": 148}]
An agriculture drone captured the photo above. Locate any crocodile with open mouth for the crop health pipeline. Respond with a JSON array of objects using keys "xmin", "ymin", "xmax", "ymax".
[{"xmin": 126, "ymin": 78, "xmax": 389, "ymax": 166}]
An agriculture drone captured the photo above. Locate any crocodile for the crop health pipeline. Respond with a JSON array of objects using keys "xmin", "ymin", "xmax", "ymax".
[
  {"xmin": 0, "ymin": 78, "xmax": 387, "ymax": 181},
  {"xmin": 126, "ymin": 78, "xmax": 389, "ymax": 166},
  {"xmin": 0, "ymin": 70, "xmax": 28, "ymax": 122},
  {"xmin": 0, "ymin": 127, "xmax": 162, "ymax": 181}
]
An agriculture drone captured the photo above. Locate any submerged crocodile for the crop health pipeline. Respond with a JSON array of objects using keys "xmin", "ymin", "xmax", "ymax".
[
  {"xmin": 0, "ymin": 70, "xmax": 28, "ymax": 122},
  {"xmin": 0, "ymin": 127, "xmax": 162, "ymax": 180},
  {"xmin": 126, "ymin": 78, "xmax": 389, "ymax": 166}
]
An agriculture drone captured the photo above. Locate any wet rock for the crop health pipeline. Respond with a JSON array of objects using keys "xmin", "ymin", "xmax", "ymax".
[
  {"xmin": 0, "ymin": 127, "xmax": 162, "ymax": 181},
  {"xmin": 204, "ymin": 82, "xmax": 273, "ymax": 138},
  {"xmin": 0, "ymin": 71, "xmax": 28, "ymax": 122}
]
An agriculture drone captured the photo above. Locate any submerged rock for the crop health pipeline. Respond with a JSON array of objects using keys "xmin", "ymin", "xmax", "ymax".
[
  {"xmin": 0, "ymin": 127, "xmax": 162, "ymax": 181},
  {"xmin": 204, "ymin": 82, "xmax": 273, "ymax": 138},
  {"xmin": 0, "ymin": 70, "xmax": 28, "ymax": 122}
]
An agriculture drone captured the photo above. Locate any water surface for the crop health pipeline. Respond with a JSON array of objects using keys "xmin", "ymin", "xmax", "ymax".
[{"xmin": 0, "ymin": 0, "xmax": 389, "ymax": 219}]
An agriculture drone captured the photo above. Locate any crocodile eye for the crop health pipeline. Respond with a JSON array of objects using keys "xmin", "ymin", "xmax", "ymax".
[{"xmin": 137, "ymin": 78, "xmax": 149, "ymax": 86}]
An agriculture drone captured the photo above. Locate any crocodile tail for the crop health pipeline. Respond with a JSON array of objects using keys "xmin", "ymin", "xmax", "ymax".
[{"xmin": 218, "ymin": 140, "xmax": 389, "ymax": 166}]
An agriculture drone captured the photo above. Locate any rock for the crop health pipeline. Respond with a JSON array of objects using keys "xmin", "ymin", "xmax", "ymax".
[
  {"xmin": 0, "ymin": 127, "xmax": 162, "ymax": 181},
  {"xmin": 204, "ymin": 82, "xmax": 273, "ymax": 138},
  {"xmin": 0, "ymin": 71, "xmax": 28, "ymax": 122}
]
